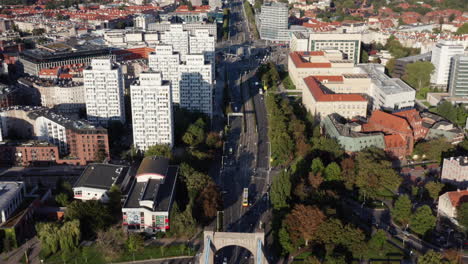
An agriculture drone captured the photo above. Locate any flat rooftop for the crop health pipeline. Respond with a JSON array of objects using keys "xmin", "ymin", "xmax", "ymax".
[
  {"xmin": 74, "ymin": 164, "xmax": 129, "ymax": 190},
  {"xmin": 0, "ymin": 182, "xmax": 23, "ymax": 210},
  {"xmin": 358, "ymin": 64, "xmax": 415, "ymax": 95},
  {"xmin": 124, "ymin": 166, "xmax": 178, "ymax": 212}
]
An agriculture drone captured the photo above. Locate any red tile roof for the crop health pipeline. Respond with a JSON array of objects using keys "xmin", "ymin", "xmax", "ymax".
[
  {"xmin": 289, "ymin": 52, "xmax": 332, "ymax": 68},
  {"xmin": 447, "ymin": 190, "xmax": 468, "ymax": 208},
  {"xmin": 304, "ymin": 76, "xmax": 367, "ymax": 102},
  {"xmin": 365, "ymin": 110, "xmax": 412, "ymax": 133}
]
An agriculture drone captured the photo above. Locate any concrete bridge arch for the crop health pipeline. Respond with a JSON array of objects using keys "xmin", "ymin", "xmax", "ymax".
[{"xmin": 201, "ymin": 230, "xmax": 268, "ymax": 264}]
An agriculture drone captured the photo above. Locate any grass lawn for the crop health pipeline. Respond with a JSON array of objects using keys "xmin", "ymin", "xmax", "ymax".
[{"xmin": 43, "ymin": 244, "xmax": 195, "ymax": 264}]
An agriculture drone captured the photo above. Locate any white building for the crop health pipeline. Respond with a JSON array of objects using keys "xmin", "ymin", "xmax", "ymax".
[
  {"xmin": 122, "ymin": 157, "xmax": 178, "ymax": 233},
  {"xmin": 83, "ymin": 59, "xmax": 126, "ymax": 126},
  {"xmin": 438, "ymin": 190, "xmax": 468, "ymax": 220},
  {"xmin": 358, "ymin": 64, "xmax": 416, "ymax": 111},
  {"xmin": 131, "ymin": 72, "xmax": 174, "ymax": 151},
  {"xmin": 189, "ymin": 29, "xmax": 216, "ymax": 66},
  {"xmin": 259, "ymin": 2, "xmax": 289, "ymax": 42},
  {"xmin": 441, "ymin": 156, "xmax": 468, "ymax": 188},
  {"xmin": 430, "ymin": 41, "xmax": 465, "ymax": 87},
  {"xmin": 73, "ymin": 164, "xmax": 129, "ymax": 202},
  {"xmin": 149, "ymin": 48, "xmax": 213, "ymax": 116},
  {"xmin": 148, "ymin": 46, "xmax": 182, "ymax": 104},
  {"xmin": 134, "ymin": 14, "xmax": 156, "ymax": 31},
  {"xmin": 0, "ymin": 181, "xmax": 25, "ymax": 224},
  {"xmin": 209, "ymin": 0, "xmax": 222, "ymax": 10},
  {"xmin": 290, "ymin": 32, "xmax": 362, "ymax": 64},
  {"xmin": 179, "ymin": 55, "xmax": 213, "ymax": 116},
  {"xmin": 160, "ymin": 25, "xmax": 189, "ymax": 61}
]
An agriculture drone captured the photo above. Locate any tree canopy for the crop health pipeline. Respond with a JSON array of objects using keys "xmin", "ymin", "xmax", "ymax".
[
  {"xmin": 403, "ymin": 61, "xmax": 435, "ymax": 91},
  {"xmin": 455, "ymin": 23, "xmax": 468, "ymax": 35},
  {"xmin": 413, "ymin": 138, "xmax": 454, "ymax": 162},
  {"xmin": 392, "ymin": 195, "xmax": 412, "ymax": 226},
  {"xmin": 270, "ymin": 171, "xmax": 292, "ymax": 210},
  {"xmin": 433, "ymin": 101, "xmax": 468, "ymax": 128},
  {"xmin": 457, "ymin": 202, "xmax": 468, "ymax": 230},
  {"xmin": 145, "ymin": 144, "xmax": 172, "ymax": 159},
  {"xmin": 283, "ymin": 204, "xmax": 325, "ymax": 246},
  {"xmin": 410, "ymin": 205, "xmax": 436, "ymax": 236}
]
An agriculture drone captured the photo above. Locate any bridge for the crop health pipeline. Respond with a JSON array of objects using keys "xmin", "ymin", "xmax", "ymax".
[{"xmin": 200, "ymin": 230, "xmax": 268, "ymax": 264}]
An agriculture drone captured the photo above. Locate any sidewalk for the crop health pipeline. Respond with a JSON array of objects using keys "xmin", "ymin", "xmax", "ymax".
[{"xmin": 1, "ymin": 237, "xmax": 41, "ymax": 264}]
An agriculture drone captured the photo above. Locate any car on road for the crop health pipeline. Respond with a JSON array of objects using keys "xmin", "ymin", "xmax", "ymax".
[
  {"xmin": 223, "ymin": 257, "xmax": 228, "ymax": 264},
  {"xmin": 229, "ymin": 147, "xmax": 233, "ymax": 155}
]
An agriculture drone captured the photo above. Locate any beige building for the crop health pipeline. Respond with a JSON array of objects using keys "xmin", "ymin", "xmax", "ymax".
[
  {"xmin": 288, "ymin": 51, "xmax": 356, "ymax": 91},
  {"xmin": 438, "ymin": 190, "xmax": 468, "ymax": 219},
  {"xmin": 301, "ymin": 76, "xmax": 367, "ymax": 120},
  {"xmin": 32, "ymin": 80, "xmax": 85, "ymax": 114},
  {"xmin": 290, "ymin": 32, "xmax": 362, "ymax": 64}
]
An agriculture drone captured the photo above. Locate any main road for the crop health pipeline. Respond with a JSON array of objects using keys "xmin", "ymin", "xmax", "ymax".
[{"xmin": 212, "ymin": 0, "xmax": 272, "ymax": 263}]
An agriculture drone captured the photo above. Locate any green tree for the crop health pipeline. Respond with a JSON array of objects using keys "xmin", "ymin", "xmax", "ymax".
[
  {"xmin": 361, "ymin": 50, "xmax": 369, "ymax": 63},
  {"xmin": 126, "ymin": 233, "xmax": 144, "ymax": 253},
  {"xmin": 434, "ymin": 101, "xmax": 468, "ymax": 128},
  {"xmin": 55, "ymin": 193, "xmax": 70, "ymax": 207},
  {"xmin": 311, "ymin": 136, "xmax": 344, "ymax": 161},
  {"xmin": 179, "ymin": 163, "xmax": 211, "ymax": 197},
  {"xmin": 386, "ymin": 58, "xmax": 396, "ymax": 76},
  {"xmin": 315, "ymin": 218, "xmax": 365, "ymax": 256},
  {"xmin": 311, "ymin": 158, "xmax": 325, "ymax": 174},
  {"xmin": 392, "ymin": 195, "xmax": 412, "ymax": 226},
  {"xmin": 194, "ymin": 182, "xmax": 222, "ymax": 224},
  {"xmin": 94, "ymin": 149, "xmax": 108, "ymax": 162},
  {"xmin": 107, "ymin": 184, "xmax": 122, "ymax": 215},
  {"xmin": 278, "ymin": 225, "xmax": 295, "ymax": 254},
  {"xmin": 413, "ymin": 138, "xmax": 454, "ymax": 162},
  {"xmin": 367, "ymin": 229, "xmax": 387, "ymax": 253},
  {"xmin": 182, "ymin": 118, "xmax": 206, "ymax": 147},
  {"xmin": 58, "ymin": 220, "xmax": 80, "ymax": 253},
  {"xmin": 270, "ymin": 171, "xmax": 291, "ymax": 210},
  {"xmin": 425, "ymin": 182, "xmax": 444, "ymax": 201},
  {"xmin": 169, "ymin": 203, "xmax": 197, "ymax": 237},
  {"xmin": 65, "ymin": 200, "xmax": 112, "ymax": 237},
  {"xmin": 411, "ymin": 205, "xmax": 436, "ymax": 236},
  {"xmin": 324, "ymin": 162, "xmax": 342, "ymax": 181},
  {"xmin": 417, "ymin": 250, "xmax": 444, "ymax": 264},
  {"xmin": 456, "ymin": 23, "xmax": 468, "ymax": 35},
  {"xmin": 457, "ymin": 202, "xmax": 468, "ymax": 230},
  {"xmin": 145, "ymin": 144, "xmax": 172, "ymax": 159},
  {"xmin": 354, "ymin": 148, "xmax": 401, "ymax": 200},
  {"xmin": 402, "ymin": 61, "xmax": 435, "ymax": 90},
  {"xmin": 36, "ymin": 222, "xmax": 60, "ymax": 255}
]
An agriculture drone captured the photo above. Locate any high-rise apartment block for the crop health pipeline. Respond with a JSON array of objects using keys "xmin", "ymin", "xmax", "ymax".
[
  {"xmin": 189, "ymin": 29, "xmax": 216, "ymax": 66},
  {"xmin": 148, "ymin": 48, "xmax": 213, "ymax": 116},
  {"xmin": 179, "ymin": 55, "xmax": 212, "ymax": 116},
  {"xmin": 448, "ymin": 55, "xmax": 468, "ymax": 98},
  {"xmin": 131, "ymin": 72, "xmax": 174, "ymax": 151},
  {"xmin": 160, "ymin": 25, "xmax": 189, "ymax": 61},
  {"xmin": 83, "ymin": 59, "xmax": 126, "ymax": 126},
  {"xmin": 149, "ymin": 46, "xmax": 182, "ymax": 104},
  {"xmin": 430, "ymin": 41, "xmax": 464, "ymax": 87},
  {"xmin": 259, "ymin": 2, "xmax": 289, "ymax": 42}
]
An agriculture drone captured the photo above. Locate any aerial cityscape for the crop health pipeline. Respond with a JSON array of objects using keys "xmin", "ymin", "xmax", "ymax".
[{"xmin": 0, "ymin": 0, "xmax": 466, "ymax": 263}]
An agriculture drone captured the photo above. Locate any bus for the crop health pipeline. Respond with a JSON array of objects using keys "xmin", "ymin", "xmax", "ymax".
[{"xmin": 242, "ymin": 188, "xmax": 249, "ymax": 207}]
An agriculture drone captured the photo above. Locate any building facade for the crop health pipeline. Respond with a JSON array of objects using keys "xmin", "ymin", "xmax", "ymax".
[
  {"xmin": 83, "ymin": 59, "xmax": 126, "ymax": 126},
  {"xmin": 73, "ymin": 164, "xmax": 129, "ymax": 202},
  {"xmin": 122, "ymin": 157, "xmax": 178, "ymax": 233},
  {"xmin": 0, "ymin": 182, "xmax": 25, "ymax": 224},
  {"xmin": 148, "ymin": 46, "xmax": 182, "ymax": 104},
  {"xmin": 259, "ymin": 2, "xmax": 289, "ymax": 42},
  {"xmin": 130, "ymin": 72, "xmax": 174, "ymax": 151},
  {"xmin": 0, "ymin": 107, "xmax": 109, "ymax": 165},
  {"xmin": 179, "ymin": 55, "xmax": 213, "ymax": 116},
  {"xmin": 448, "ymin": 55, "xmax": 468, "ymax": 98},
  {"xmin": 430, "ymin": 41, "xmax": 464, "ymax": 87},
  {"xmin": 438, "ymin": 190, "xmax": 468, "ymax": 219},
  {"xmin": 441, "ymin": 157, "xmax": 468, "ymax": 188},
  {"xmin": 302, "ymin": 76, "xmax": 367, "ymax": 120}
]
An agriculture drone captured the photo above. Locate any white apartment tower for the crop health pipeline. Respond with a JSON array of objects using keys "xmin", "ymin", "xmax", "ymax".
[
  {"xmin": 189, "ymin": 29, "xmax": 216, "ymax": 65},
  {"xmin": 179, "ymin": 55, "xmax": 213, "ymax": 116},
  {"xmin": 160, "ymin": 25, "xmax": 189, "ymax": 61},
  {"xmin": 149, "ymin": 49, "xmax": 213, "ymax": 116},
  {"xmin": 131, "ymin": 72, "xmax": 174, "ymax": 150},
  {"xmin": 83, "ymin": 59, "xmax": 126, "ymax": 126},
  {"xmin": 430, "ymin": 41, "xmax": 465, "ymax": 87},
  {"xmin": 148, "ymin": 46, "xmax": 181, "ymax": 104},
  {"xmin": 259, "ymin": 2, "xmax": 289, "ymax": 41}
]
